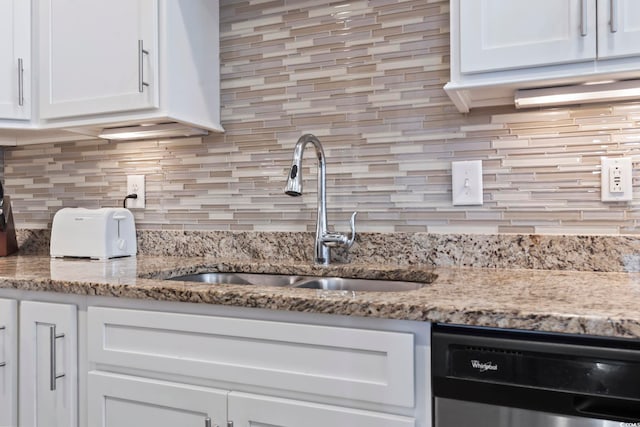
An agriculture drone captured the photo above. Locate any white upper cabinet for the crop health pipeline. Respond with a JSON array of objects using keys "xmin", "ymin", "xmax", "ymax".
[
  {"xmin": 0, "ymin": 0, "xmax": 30, "ymax": 120},
  {"xmin": 597, "ymin": 0, "xmax": 640, "ymax": 59},
  {"xmin": 0, "ymin": 0, "xmax": 221, "ymax": 145},
  {"xmin": 38, "ymin": 0, "xmax": 158, "ymax": 119},
  {"xmin": 460, "ymin": 0, "xmax": 596, "ymax": 73},
  {"xmin": 37, "ymin": 0, "xmax": 221, "ymax": 134},
  {"xmin": 447, "ymin": 0, "xmax": 640, "ymax": 112}
]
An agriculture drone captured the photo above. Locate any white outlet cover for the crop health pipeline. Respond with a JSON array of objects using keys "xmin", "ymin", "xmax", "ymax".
[
  {"xmin": 601, "ymin": 157, "xmax": 633, "ymax": 202},
  {"xmin": 452, "ymin": 160, "xmax": 483, "ymax": 206},
  {"xmin": 126, "ymin": 175, "xmax": 145, "ymax": 208}
]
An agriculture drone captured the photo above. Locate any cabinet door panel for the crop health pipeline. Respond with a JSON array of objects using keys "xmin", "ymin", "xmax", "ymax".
[
  {"xmin": 19, "ymin": 301, "xmax": 77, "ymax": 427},
  {"xmin": 88, "ymin": 306, "xmax": 415, "ymax": 407},
  {"xmin": 88, "ymin": 372, "xmax": 227, "ymax": 427},
  {"xmin": 597, "ymin": 0, "xmax": 640, "ymax": 59},
  {"xmin": 0, "ymin": 298, "xmax": 17, "ymax": 427},
  {"xmin": 0, "ymin": 0, "xmax": 30, "ymax": 119},
  {"xmin": 228, "ymin": 392, "xmax": 415, "ymax": 427},
  {"xmin": 460, "ymin": 0, "xmax": 597, "ymax": 73},
  {"xmin": 38, "ymin": 0, "xmax": 158, "ymax": 119}
]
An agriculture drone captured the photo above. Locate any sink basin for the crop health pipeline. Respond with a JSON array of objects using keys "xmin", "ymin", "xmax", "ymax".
[
  {"xmin": 293, "ymin": 277, "xmax": 426, "ymax": 292},
  {"xmin": 168, "ymin": 272, "xmax": 252, "ymax": 285},
  {"xmin": 167, "ymin": 272, "xmax": 305, "ymax": 287},
  {"xmin": 167, "ymin": 272, "xmax": 428, "ymax": 292}
]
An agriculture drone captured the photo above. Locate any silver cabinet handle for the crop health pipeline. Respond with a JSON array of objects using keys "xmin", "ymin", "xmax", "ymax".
[
  {"xmin": 138, "ymin": 40, "xmax": 150, "ymax": 93},
  {"xmin": 580, "ymin": 0, "xmax": 588, "ymax": 36},
  {"xmin": 0, "ymin": 325, "xmax": 5, "ymax": 367},
  {"xmin": 17, "ymin": 58, "xmax": 24, "ymax": 106},
  {"xmin": 49, "ymin": 325, "xmax": 65, "ymax": 391},
  {"xmin": 610, "ymin": 0, "xmax": 618, "ymax": 32}
]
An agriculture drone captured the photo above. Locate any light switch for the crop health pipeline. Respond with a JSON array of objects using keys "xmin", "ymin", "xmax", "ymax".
[{"xmin": 452, "ymin": 160, "xmax": 483, "ymax": 206}]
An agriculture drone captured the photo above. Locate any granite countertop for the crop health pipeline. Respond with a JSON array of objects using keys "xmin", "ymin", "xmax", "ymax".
[{"xmin": 0, "ymin": 255, "xmax": 639, "ymax": 339}]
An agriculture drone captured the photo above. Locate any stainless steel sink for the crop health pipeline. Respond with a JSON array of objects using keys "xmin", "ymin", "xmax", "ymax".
[
  {"xmin": 167, "ymin": 272, "xmax": 305, "ymax": 287},
  {"xmin": 167, "ymin": 272, "xmax": 428, "ymax": 292},
  {"xmin": 293, "ymin": 277, "xmax": 426, "ymax": 292},
  {"xmin": 168, "ymin": 272, "xmax": 252, "ymax": 285}
]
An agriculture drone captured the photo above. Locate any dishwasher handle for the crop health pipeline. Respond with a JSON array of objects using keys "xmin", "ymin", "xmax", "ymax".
[{"xmin": 574, "ymin": 396, "xmax": 640, "ymax": 422}]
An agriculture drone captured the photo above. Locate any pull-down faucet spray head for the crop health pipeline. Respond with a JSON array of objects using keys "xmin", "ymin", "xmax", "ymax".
[
  {"xmin": 285, "ymin": 134, "xmax": 322, "ymax": 197},
  {"xmin": 284, "ymin": 163, "xmax": 303, "ymax": 197}
]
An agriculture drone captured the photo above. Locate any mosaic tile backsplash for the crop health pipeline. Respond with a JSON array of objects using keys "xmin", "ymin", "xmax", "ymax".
[{"xmin": 4, "ymin": 0, "xmax": 640, "ymax": 235}]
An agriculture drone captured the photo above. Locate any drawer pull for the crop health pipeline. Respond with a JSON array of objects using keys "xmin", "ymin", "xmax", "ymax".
[
  {"xmin": 610, "ymin": 0, "xmax": 618, "ymax": 32},
  {"xmin": 0, "ymin": 325, "xmax": 5, "ymax": 367},
  {"xmin": 17, "ymin": 58, "xmax": 24, "ymax": 106},
  {"xmin": 49, "ymin": 325, "xmax": 66, "ymax": 391},
  {"xmin": 138, "ymin": 40, "xmax": 150, "ymax": 92},
  {"xmin": 580, "ymin": 0, "xmax": 588, "ymax": 36}
]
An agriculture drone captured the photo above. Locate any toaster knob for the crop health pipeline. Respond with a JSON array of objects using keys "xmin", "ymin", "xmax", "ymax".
[{"xmin": 117, "ymin": 239, "xmax": 127, "ymax": 250}]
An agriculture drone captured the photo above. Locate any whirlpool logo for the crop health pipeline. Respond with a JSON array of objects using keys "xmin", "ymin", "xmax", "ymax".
[{"xmin": 470, "ymin": 359, "xmax": 498, "ymax": 373}]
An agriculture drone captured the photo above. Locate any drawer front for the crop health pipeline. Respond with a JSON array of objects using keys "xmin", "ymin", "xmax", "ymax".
[{"xmin": 88, "ymin": 307, "xmax": 415, "ymax": 407}]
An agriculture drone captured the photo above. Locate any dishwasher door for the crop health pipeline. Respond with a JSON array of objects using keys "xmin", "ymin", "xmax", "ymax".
[
  {"xmin": 436, "ymin": 397, "xmax": 625, "ymax": 427},
  {"xmin": 432, "ymin": 324, "xmax": 640, "ymax": 427}
]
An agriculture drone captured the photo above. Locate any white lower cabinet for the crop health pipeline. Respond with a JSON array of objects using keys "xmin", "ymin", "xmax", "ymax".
[
  {"xmin": 88, "ymin": 372, "xmax": 227, "ymax": 427},
  {"xmin": 87, "ymin": 372, "xmax": 413, "ymax": 427},
  {"xmin": 228, "ymin": 392, "xmax": 415, "ymax": 427},
  {"xmin": 87, "ymin": 306, "xmax": 425, "ymax": 427},
  {"xmin": 0, "ymin": 298, "xmax": 18, "ymax": 427},
  {"xmin": 19, "ymin": 301, "xmax": 78, "ymax": 427}
]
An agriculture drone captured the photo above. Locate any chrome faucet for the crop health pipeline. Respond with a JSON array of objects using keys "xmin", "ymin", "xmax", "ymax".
[{"xmin": 285, "ymin": 134, "xmax": 357, "ymax": 265}]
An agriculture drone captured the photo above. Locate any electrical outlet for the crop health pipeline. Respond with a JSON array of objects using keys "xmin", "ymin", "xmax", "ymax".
[
  {"xmin": 452, "ymin": 160, "xmax": 483, "ymax": 206},
  {"xmin": 601, "ymin": 157, "xmax": 632, "ymax": 202},
  {"xmin": 610, "ymin": 165, "xmax": 624, "ymax": 193},
  {"xmin": 126, "ymin": 175, "xmax": 145, "ymax": 208}
]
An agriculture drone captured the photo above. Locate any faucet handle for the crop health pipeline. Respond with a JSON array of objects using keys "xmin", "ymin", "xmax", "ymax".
[
  {"xmin": 345, "ymin": 211, "xmax": 357, "ymax": 248},
  {"xmin": 322, "ymin": 212, "xmax": 358, "ymax": 249}
]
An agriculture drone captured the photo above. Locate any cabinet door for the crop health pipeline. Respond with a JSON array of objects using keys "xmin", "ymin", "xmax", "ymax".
[
  {"xmin": 228, "ymin": 392, "xmax": 415, "ymax": 427},
  {"xmin": 88, "ymin": 306, "xmax": 415, "ymax": 408},
  {"xmin": 19, "ymin": 301, "xmax": 78, "ymax": 427},
  {"xmin": 38, "ymin": 0, "xmax": 159, "ymax": 119},
  {"xmin": 0, "ymin": 298, "xmax": 17, "ymax": 427},
  {"xmin": 88, "ymin": 372, "xmax": 227, "ymax": 427},
  {"xmin": 0, "ymin": 0, "xmax": 30, "ymax": 120},
  {"xmin": 459, "ymin": 0, "xmax": 597, "ymax": 73},
  {"xmin": 597, "ymin": 0, "xmax": 640, "ymax": 59}
]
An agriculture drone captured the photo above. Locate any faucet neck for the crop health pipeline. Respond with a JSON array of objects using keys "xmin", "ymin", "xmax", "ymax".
[{"xmin": 288, "ymin": 134, "xmax": 330, "ymax": 264}]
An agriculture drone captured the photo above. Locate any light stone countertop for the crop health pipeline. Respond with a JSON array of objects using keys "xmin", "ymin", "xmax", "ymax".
[{"xmin": 0, "ymin": 255, "xmax": 639, "ymax": 339}]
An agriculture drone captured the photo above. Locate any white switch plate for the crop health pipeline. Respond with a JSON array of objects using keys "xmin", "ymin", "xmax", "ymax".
[
  {"xmin": 452, "ymin": 160, "xmax": 483, "ymax": 206},
  {"xmin": 601, "ymin": 157, "xmax": 632, "ymax": 202},
  {"xmin": 126, "ymin": 175, "xmax": 145, "ymax": 208}
]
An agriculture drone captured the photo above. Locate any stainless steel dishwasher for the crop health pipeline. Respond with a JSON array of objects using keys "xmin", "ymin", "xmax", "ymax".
[{"xmin": 432, "ymin": 324, "xmax": 640, "ymax": 427}]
